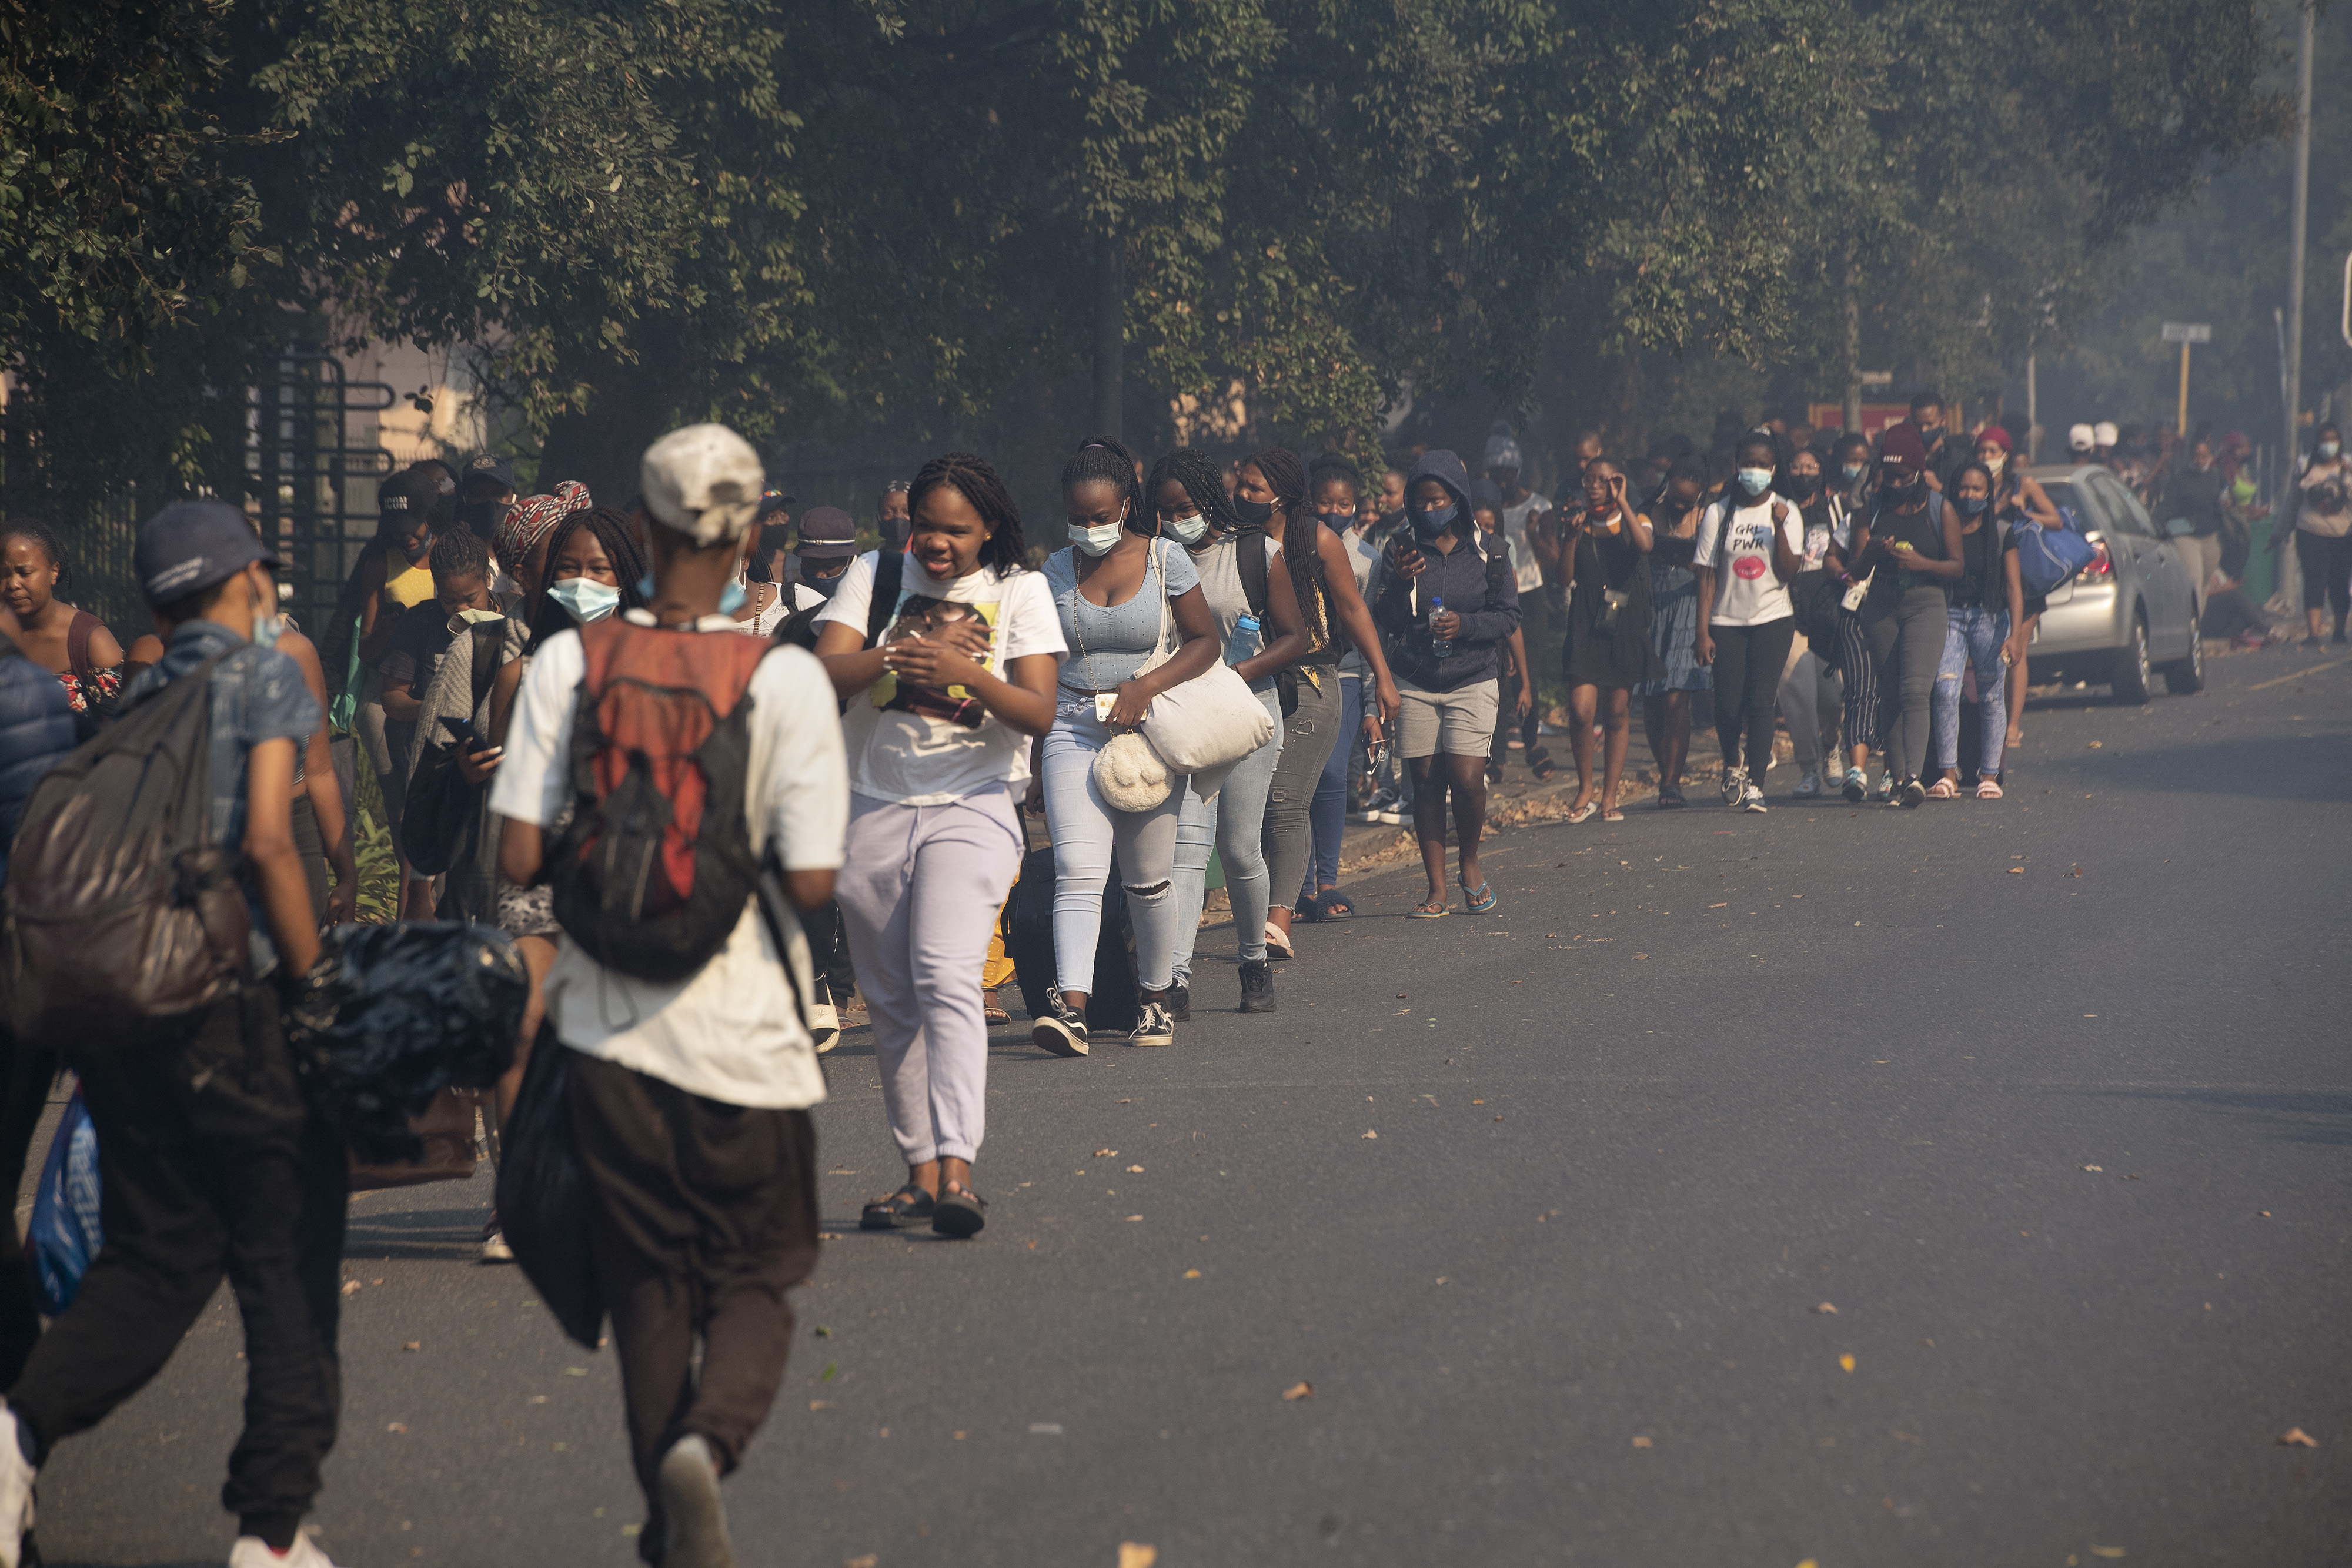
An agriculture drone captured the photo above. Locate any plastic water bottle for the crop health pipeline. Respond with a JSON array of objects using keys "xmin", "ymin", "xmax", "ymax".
[
  {"xmin": 1428, "ymin": 593, "xmax": 1452, "ymax": 662},
  {"xmin": 1226, "ymin": 612, "xmax": 1262, "ymax": 667}
]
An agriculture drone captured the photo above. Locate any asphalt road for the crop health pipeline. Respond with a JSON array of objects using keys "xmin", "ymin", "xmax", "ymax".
[{"xmin": 34, "ymin": 644, "xmax": 2352, "ymax": 1568}]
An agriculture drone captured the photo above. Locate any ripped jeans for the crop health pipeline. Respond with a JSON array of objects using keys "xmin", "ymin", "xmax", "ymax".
[
  {"xmin": 1170, "ymin": 686, "xmax": 1285, "ymax": 985},
  {"xmin": 1041, "ymin": 702, "xmax": 1184, "ymax": 994},
  {"xmin": 1932, "ymin": 603, "xmax": 2009, "ymax": 778}
]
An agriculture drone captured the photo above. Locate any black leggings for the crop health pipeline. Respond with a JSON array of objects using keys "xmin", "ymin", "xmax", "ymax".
[
  {"xmin": 1711, "ymin": 618, "xmax": 1796, "ymax": 778},
  {"xmin": 2295, "ymin": 529, "xmax": 2352, "ymax": 617}
]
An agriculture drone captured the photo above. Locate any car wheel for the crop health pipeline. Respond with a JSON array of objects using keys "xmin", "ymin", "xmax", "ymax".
[
  {"xmin": 2110, "ymin": 610, "xmax": 2151, "ymax": 704},
  {"xmin": 2163, "ymin": 603, "xmax": 2206, "ymax": 694}
]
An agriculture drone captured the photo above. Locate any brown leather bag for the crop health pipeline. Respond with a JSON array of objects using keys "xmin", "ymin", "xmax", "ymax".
[
  {"xmin": 4, "ymin": 652, "xmax": 251, "ymax": 1051},
  {"xmin": 349, "ymin": 1086, "xmax": 484, "ymax": 1192}
]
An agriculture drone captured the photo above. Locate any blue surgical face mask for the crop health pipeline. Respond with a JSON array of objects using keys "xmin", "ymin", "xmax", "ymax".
[
  {"xmin": 799, "ymin": 566, "xmax": 847, "ymax": 600},
  {"xmin": 1412, "ymin": 503, "xmax": 1457, "ymax": 539},
  {"xmin": 1069, "ymin": 518, "xmax": 1124, "ymax": 556},
  {"xmin": 1166, "ymin": 513, "xmax": 1211, "ymax": 546},
  {"xmin": 1319, "ymin": 510, "xmax": 1355, "ymax": 531},
  {"xmin": 251, "ymin": 612, "xmax": 282, "ymax": 650},
  {"xmin": 1955, "ymin": 494, "xmax": 1990, "ymax": 517},
  {"xmin": 400, "ymin": 531, "xmax": 433, "ymax": 564},
  {"xmin": 1737, "ymin": 467, "xmax": 1774, "ymax": 497},
  {"xmin": 1841, "ymin": 463, "xmax": 1866, "ymax": 483},
  {"xmin": 549, "ymin": 576, "xmax": 622, "ymax": 624}
]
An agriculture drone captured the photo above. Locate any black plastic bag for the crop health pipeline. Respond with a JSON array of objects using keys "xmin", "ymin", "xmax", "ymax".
[
  {"xmin": 285, "ymin": 921, "xmax": 528, "ymax": 1162},
  {"xmin": 495, "ymin": 1029, "xmax": 604, "ymax": 1349}
]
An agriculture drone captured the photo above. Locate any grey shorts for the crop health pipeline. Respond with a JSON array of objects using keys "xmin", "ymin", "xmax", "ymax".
[{"xmin": 1395, "ymin": 677, "xmax": 1499, "ymax": 758}]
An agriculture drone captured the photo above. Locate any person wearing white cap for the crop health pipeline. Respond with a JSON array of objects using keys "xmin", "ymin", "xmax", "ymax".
[
  {"xmin": 2093, "ymin": 421, "xmax": 2119, "ymax": 466},
  {"xmin": 492, "ymin": 423, "xmax": 847, "ymax": 1568},
  {"xmin": 2068, "ymin": 423, "xmax": 2096, "ymax": 457}
]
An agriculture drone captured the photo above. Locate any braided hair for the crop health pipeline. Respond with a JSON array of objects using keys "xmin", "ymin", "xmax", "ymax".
[
  {"xmin": 909, "ymin": 451, "xmax": 1028, "ymax": 573},
  {"xmin": 0, "ymin": 521, "xmax": 72, "ymax": 593},
  {"xmin": 1060, "ymin": 435, "xmax": 1144, "ymax": 536},
  {"xmin": 1145, "ymin": 446, "xmax": 1239, "ymax": 539},
  {"xmin": 1244, "ymin": 446, "xmax": 1328, "ymax": 646},
  {"xmin": 527, "ymin": 506, "xmax": 650, "ymax": 648},
  {"xmin": 429, "ymin": 523, "xmax": 491, "ymax": 590}
]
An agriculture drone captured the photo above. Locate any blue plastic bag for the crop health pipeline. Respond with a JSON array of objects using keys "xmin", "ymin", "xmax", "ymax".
[{"xmin": 30, "ymin": 1089, "xmax": 102, "ymax": 1315}]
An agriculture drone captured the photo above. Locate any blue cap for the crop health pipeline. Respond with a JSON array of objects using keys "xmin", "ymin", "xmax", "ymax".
[{"xmin": 135, "ymin": 500, "xmax": 276, "ymax": 607}]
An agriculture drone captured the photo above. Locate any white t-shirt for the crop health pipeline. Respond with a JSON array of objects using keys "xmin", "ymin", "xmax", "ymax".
[
  {"xmin": 1499, "ymin": 493, "xmax": 1552, "ymax": 593},
  {"xmin": 489, "ymin": 614, "xmax": 849, "ymax": 1110},
  {"xmin": 1693, "ymin": 497, "xmax": 1805, "ymax": 626},
  {"xmin": 816, "ymin": 552, "xmax": 1067, "ymax": 807}
]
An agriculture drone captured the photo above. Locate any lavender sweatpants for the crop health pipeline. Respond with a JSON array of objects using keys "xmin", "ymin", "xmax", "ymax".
[{"xmin": 835, "ymin": 788, "xmax": 1024, "ymax": 1166}]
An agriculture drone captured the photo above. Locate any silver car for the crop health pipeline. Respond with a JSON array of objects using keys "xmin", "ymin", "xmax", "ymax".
[{"xmin": 2023, "ymin": 464, "xmax": 2205, "ymax": 703}]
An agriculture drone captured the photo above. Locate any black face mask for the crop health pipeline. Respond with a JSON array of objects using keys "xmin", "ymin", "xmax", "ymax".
[
  {"xmin": 1785, "ymin": 472, "xmax": 1822, "ymax": 500},
  {"xmin": 1232, "ymin": 494, "xmax": 1275, "ymax": 528},
  {"xmin": 879, "ymin": 517, "xmax": 911, "ymax": 553},
  {"xmin": 1888, "ymin": 476, "xmax": 1926, "ymax": 502}
]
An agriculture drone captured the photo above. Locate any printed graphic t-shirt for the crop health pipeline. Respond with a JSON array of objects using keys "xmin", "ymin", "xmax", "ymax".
[
  {"xmin": 1693, "ymin": 498, "xmax": 1805, "ymax": 627},
  {"xmin": 817, "ymin": 552, "xmax": 1067, "ymax": 805}
]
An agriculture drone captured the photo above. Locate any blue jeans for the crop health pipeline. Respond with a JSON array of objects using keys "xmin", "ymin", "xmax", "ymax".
[
  {"xmin": 1305, "ymin": 674, "xmax": 1362, "ymax": 898},
  {"xmin": 1933, "ymin": 604, "xmax": 2009, "ymax": 777},
  {"xmin": 1041, "ymin": 703, "xmax": 1184, "ymax": 994},
  {"xmin": 1170, "ymin": 687, "xmax": 1284, "ymax": 985}
]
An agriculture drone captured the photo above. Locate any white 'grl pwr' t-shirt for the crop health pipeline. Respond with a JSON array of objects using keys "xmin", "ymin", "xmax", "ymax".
[
  {"xmin": 1693, "ymin": 497, "xmax": 1806, "ymax": 626},
  {"xmin": 816, "ymin": 551, "xmax": 1067, "ymax": 807}
]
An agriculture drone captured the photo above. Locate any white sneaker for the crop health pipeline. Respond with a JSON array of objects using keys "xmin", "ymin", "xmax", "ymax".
[
  {"xmin": 1793, "ymin": 768, "xmax": 1822, "ymax": 798},
  {"xmin": 1741, "ymin": 783, "xmax": 1769, "ymax": 814},
  {"xmin": 1719, "ymin": 765, "xmax": 1746, "ymax": 805},
  {"xmin": 807, "ymin": 998, "xmax": 839, "ymax": 1055},
  {"xmin": 228, "ymin": 1532, "xmax": 342, "ymax": 1568},
  {"xmin": 0, "ymin": 1403, "xmax": 30, "ymax": 1568},
  {"xmin": 659, "ymin": 1434, "xmax": 735, "ymax": 1568},
  {"xmin": 479, "ymin": 1220, "xmax": 515, "ymax": 1264}
]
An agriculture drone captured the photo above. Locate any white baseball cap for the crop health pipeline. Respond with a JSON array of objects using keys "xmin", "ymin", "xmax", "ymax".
[
  {"xmin": 2093, "ymin": 421, "xmax": 2119, "ymax": 447},
  {"xmin": 640, "ymin": 424, "xmax": 766, "ymax": 545},
  {"xmin": 2068, "ymin": 423, "xmax": 2095, "ymax": 452}
]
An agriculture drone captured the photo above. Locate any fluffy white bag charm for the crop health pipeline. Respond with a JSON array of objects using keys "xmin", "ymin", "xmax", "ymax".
[{"xmin": 1091, "ymin": 730, "xmax": 1171, "ymax": 811}]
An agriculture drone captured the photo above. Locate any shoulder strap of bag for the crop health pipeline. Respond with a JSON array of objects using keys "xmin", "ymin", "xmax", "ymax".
[
  {"xmin": 1482, "ymin": 531, "xmax": 1511, "ymax": 611},
  {"xmin": 1237, "ymin": 529, "xmax": 1269, "ymax": 620},
  {"xmin": 864, "ymin": 551, "xmax": 904, "ymax": 647},
  {"xmin": 467, "ymin": 620, "xmax": 505, "ymax": 715}
]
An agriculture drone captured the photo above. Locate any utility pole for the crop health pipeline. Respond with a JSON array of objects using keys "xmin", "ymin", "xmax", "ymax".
[
  {"xmin": 1093, "ymin": 234, "xmax": 1124, "ymax": 442},
  {"xmin": 2026, "ymin": 353, "xmax": 2039, "ymax": 462},
  {"xmin": 2282, "ymin": 0, "xmax": 2314, "ymax": 607}
]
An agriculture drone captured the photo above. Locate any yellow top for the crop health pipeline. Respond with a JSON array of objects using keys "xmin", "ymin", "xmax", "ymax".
[{"xmin": 382, "ymin": 545, "xmax": 436, "ymax": 609}]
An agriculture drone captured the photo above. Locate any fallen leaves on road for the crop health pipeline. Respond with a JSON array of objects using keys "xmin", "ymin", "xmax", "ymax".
[
  {"xmin": 1812, "ymin": 1302, "xmax": 1838, "ymax": 1315},
  {"xmin": 1094, "ymin": 1148, "xmax": 1118, "ymax": 1158},
  {"xmin": 1183, "ymin": 1269, "xmax": 1201, "ymax": 1279},
  {"xmin": 529, "ymin": 1395, "xmax": 546, "ymax": 1405},
  {"xmin": 564, "ymin": 1367, "xmax": 587, "ymax": 1377},
  {"xmin": 1126, "ymin": 1164, "xmax": 1144, "ymax": 1173},
  {"xmin": 2087, "ymin": 740, "xmax": 2103, "ymax": 748},
  {"xmin": 1839, "ymin": 1354, "xmax": 1856, "ymax": 1373},
  {"xmin": 1631, "ymin": 1436, "xmax": 1653, "ymax": 1449},
  {"xmin": 1124, "ymin": 1215, "xmax": 1143, "ymax": 1222},
  {"xmin": 2067, "ymin": 864, "xmax": 2084, "ymax": 877},
  {"xmin": 808, "ymin": 1400, "xmax": 831, "ymax": 1412},
  {"xmin": 847, "ymin": 1556, "xmax": 879, "ymax": 1568},
  {"xmin": 1120, "ymin": 1546, "xmax": 1159, "ymax": 1568},
  {"xmin": 2278, "ymin": 1427, "xmax": 2319, "ymax": 1447},
  {"xmin": 2089, "ymin": 1547, "xmax": 2126, "ymax": 1559},
  {"xmin": 1282, "ymin": 1382, "xmax": 1314, "ymax": 1401},
  {"xmin": 2083, "ymin": 1165, "xmax": 2103, "ymax": 1172},
  {"xmin": 2260, "ymin": 1210, "xmax": 2271, "ymax": 1218},
  {"xmin": 2006, "ymin": 865, "xmax": 2024, "ymax": 874},
  {"xmin": 386, "ymin": 1422, "xmax": 407, "ymax": 1434},
  {"xmin": 402, "ymin": 1341, "xmax": 420, "ymax": 1352},
  {"xmin": 1362, "ymin": 1129, "xmax": 1378, "ymax": 1139},
  {"xmin": 340, "ymin": 1280, "xmax": 362, "ymax": 1296}
]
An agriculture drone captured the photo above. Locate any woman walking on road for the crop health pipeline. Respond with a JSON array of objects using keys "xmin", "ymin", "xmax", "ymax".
[
  {"xmin": 1635, "ymin": 457, "xmax": 1711, "ymax": 808},
  {"xmin": 1558, "ymin": 456, "xmax": 1656, "ymax": 823},
  {"xmin": 1929, "ymin": 462, "xmax": 2026, "ymax": 799},
  {"xmin": 1154, "ymin": 447, "xmax": 1304, "ymax": 1015},
  {"xmin": 1298, "ymin": 456, "xmax": 1393, "ymax": 921},
  {"xmin": 2281, "ymin": 422, "xmax": 2352, "ymax": 646},
  {"xmin": 815, "ymin": 453, "xmax": 1064, "ymax": 1237},
  {"xmin": 1856, "ymin": 425, "xmax": 1963, "ymax": 807},
  {"xmin": 1775, "ymin": 445, "xmax": 1846, "ymax": 799},
  {"xmin": 1693, "ymin": 433, "xmax": 1803, "ymax": 814},
  {"xmin": 1975, "ymin": 426, "xmax": 2058, "ymax": 751},
  {"xmin": 1033, "ymin": 438, "xmax": 1221, "ymax": 1052}
]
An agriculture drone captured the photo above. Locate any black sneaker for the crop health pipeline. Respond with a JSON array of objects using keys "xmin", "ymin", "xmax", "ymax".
[
  {"xmin": 1128, "ymin": 1001, "xmax": 1175, "ymax": 1046},
  {"xmin": 1899, "ymin": 778, "xmax": 1927, "ymax": 809},
  {"xmin": 1030, "ymin": 985, "xmax": 1090, "ymax": 1057},
  {"xmin": 1166, "ymin": 982, "xmax": 1191, "ymax": 1022},
  {"xmin": 1238, "ymin": 959, "xmax": 1277, "ymax": 1014}
]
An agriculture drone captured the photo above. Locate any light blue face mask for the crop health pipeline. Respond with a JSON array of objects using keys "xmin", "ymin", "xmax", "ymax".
[
  {"xmin": 631, "ymin": 570, "xmax": 747, "ymax": 615},
  {"xmin": 1069, "ymin": 519, "xmax": 1124, "ymax": 556},
  {"xmin": 251, "ymin": 613, "xmax": 282, "ymax": 650},
  {"xmin": 549, "ymin": 576, "xmax": 622, "ymax": 624},
  {"xmin": 1737, "ymin": 467, "xmax": 1775, "ymax": 497},
  {"xmin": 1166, "ymin": 513, "xmax": 1212, "ymax": 546}
]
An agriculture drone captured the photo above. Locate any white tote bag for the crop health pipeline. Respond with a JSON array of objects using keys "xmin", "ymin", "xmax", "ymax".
[{"xmin": 1132, "ymin": 541, "xmax": 1277, "ymax": 773}]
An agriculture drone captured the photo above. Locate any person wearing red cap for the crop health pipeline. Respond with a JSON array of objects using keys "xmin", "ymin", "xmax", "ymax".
[{"xmin": 1851, "ymin": 424, "xmax": 1963, "ymax": 807}]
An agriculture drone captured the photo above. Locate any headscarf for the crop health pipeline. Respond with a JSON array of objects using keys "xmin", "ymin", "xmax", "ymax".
[{"xmin": 494, "ymin": 480, "xmax": 592, "ymax": 570}]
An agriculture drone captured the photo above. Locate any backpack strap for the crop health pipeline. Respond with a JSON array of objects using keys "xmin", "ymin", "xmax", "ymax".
[
  {"xmin": 1481, "ymin": 531, "xmax": 1512, "ymax": 612},
  {"xmin": 864, "ymin": 551, "xmax": 904, "ymax": 647},
  {"xmin": 1236, "ymin": 528, "xmax": 1271, "ymax": 620},
  {"xmin": 467, "ymin": 619, "xmax": 506, "ymax": 716}
]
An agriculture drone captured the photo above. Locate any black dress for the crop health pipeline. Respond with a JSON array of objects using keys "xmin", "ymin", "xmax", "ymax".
[{"xmin": 1561, "ymin": 516, "xmax": 1661, "ymax": 689}]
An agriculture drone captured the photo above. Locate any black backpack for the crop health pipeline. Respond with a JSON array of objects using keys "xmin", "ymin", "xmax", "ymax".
[
  {"xmin": 2, "ymin": 654, "xmax": 252, "ymax": 1051},
  {"xmin": 772, "ymin": 553, "xmax": 902, "ymax": 654}
]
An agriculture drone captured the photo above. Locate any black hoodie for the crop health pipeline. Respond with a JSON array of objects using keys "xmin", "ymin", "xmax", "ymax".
[{"xmin": 1374, "ymin": 449, "xmax": 1521, "ymax": 691}]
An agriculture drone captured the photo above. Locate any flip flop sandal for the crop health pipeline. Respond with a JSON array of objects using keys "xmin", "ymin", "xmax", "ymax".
[
  {"xmin": 1264, "ymin": 921, "xmax": 1296, "ymax": 960},
  {"xmin": 1602, "ymin": 805, "xmax": 1625, "ymax": 822},
  {"xmin": 1408, "ymin": 900, "xmax": 1451, "ymax": 920},
  {"xmin": 933, "ymin": 1185, "xmax": 988, "ymax": 1239},
  {"xmin": 1460, "ymin": 881, "xmax": 1499, "ymax": 915},
  {"xmin": 1565, "ymin": 801, "xmax": 1598, "ymax": 824},
  {"xmin": 983, "ymin": 1003, "xmax": 1010, "ymax": 1025},
  {"xmin": 1316, "ymin": 890, "xmax": 1356, "ymax": 919},
  {"xmin": 860, "ymin": 1185, "xmax": 936, "ymax": 1231}
]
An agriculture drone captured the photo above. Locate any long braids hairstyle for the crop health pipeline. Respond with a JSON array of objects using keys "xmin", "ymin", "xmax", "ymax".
[
  {"xmin": 1058, "ymin": 434, "xmax": 1144, "ymax": 539},
  {"xmin": 1145, "ymin": 446, "xmax": 1240, "ymax": 541},
  {"xmin": 909, "ymin": 451, "xmax": 1029, "ymax": 573},
  {"xmin": 526, "ymin": 506, "xmax": 650, "ymax": 648},
  {"xmin": 1952, "ymin": 460, "xmax": 2003, "ymax": 607},
  {"xmin": 1245, "ymin": 446, "xmax": 1329, "ymax": 647}
]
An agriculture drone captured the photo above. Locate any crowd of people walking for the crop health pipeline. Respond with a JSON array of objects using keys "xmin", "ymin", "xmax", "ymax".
[{"xmin": 0, "ymin": 389, "xmax": 2321, "ymax": 1568}]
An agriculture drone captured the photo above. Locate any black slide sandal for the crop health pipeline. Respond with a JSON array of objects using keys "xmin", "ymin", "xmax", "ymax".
[
  {"xmin": 861, "ymin": 1185, "xmax": 936, "ymax": 1231},
  {"xmin": 933, "ymin": 1185, "xmax": 988, "ymax": 1239}
]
